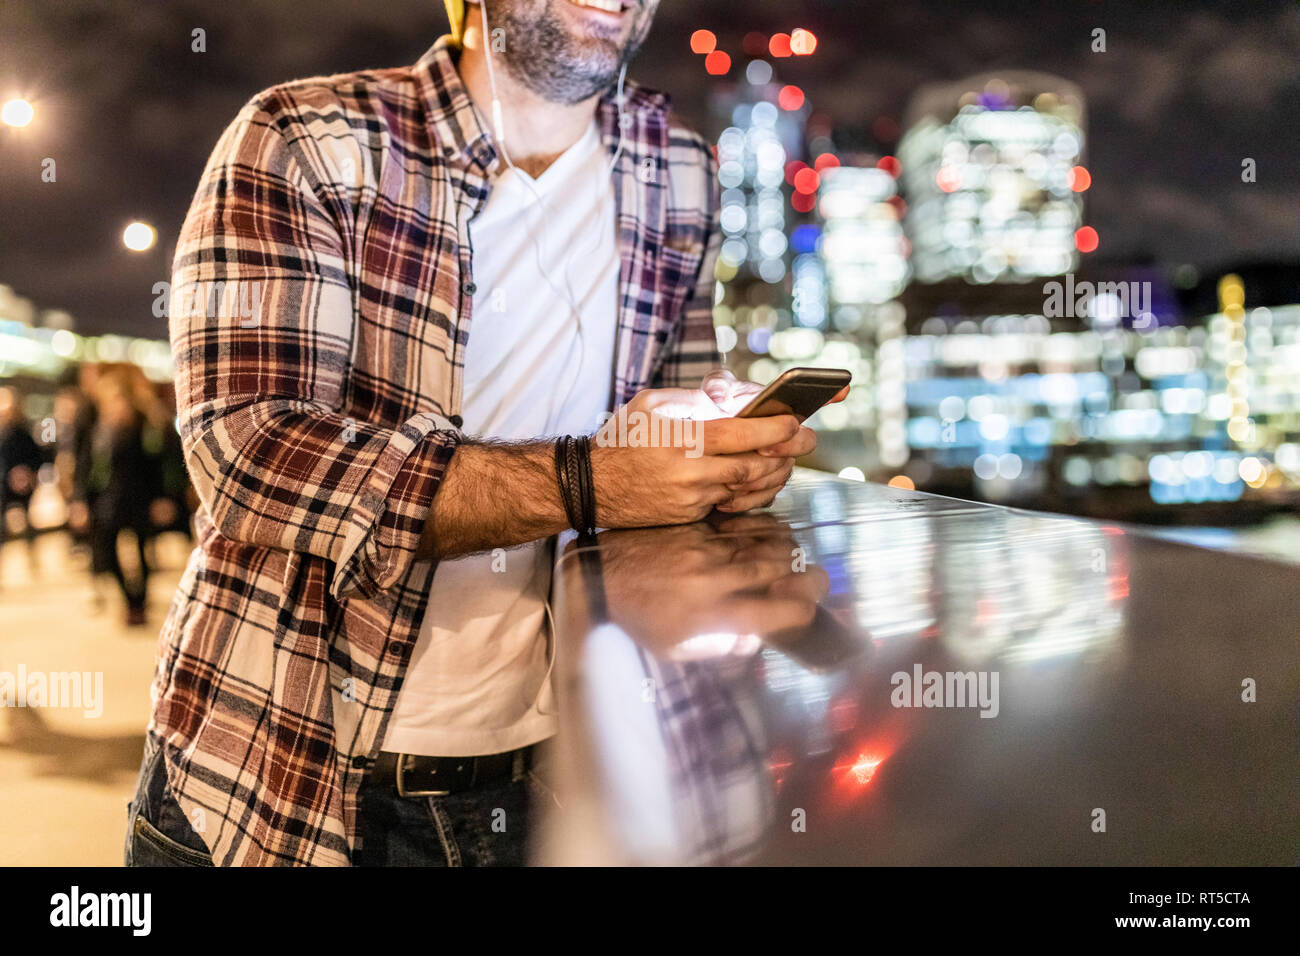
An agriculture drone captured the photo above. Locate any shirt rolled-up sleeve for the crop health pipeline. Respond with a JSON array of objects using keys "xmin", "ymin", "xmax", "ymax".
[
  {"xmin": 170, "ymin": 95, "xmax": 457, "ymax": 602},
  {"xmin": 652, "ymin": 127, "xmax": 723, "ymax": 389}
]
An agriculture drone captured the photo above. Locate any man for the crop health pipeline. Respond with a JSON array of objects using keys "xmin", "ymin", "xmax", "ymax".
[{"xmin": 127, "ymin": 0, "xmax": 818, "ymax": 867}]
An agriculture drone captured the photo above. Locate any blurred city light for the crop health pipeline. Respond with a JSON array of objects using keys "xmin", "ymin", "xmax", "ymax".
[
  {"xmin": 122, "ymin": 221, "xmax": 157, "ymax": 252},
  {"xmin": 790, "ymin": 29, "xmax": 818, "ymax": 56},
  {"xmin": 1, "ymin": 97, "xmax": 34, "ymax": 127},
  {"xmin": 901, "ymin": 72, "xmax": 1085, "ymax": 283},
  {"xmin": 689, "ymin": 29, "xmax": 716, "ymax": 55},
  {"xmin": 700, "ymin": 58, "xmax": 1297, "ymax": 516}
]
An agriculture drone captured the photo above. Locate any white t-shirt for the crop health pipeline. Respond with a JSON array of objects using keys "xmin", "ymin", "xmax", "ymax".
[{"xmin": 382, "ymin": 119, "xmax": 618, "ymax": 757}]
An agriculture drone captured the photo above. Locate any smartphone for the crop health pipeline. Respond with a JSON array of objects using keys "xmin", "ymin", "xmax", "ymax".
[{"xmin": 735, "ymin": 367, "xmax": 852, "ymax": 422}]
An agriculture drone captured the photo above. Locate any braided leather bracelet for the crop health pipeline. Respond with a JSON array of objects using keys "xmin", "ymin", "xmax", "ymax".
[
  {"xmin": 553, "ymin": 435, "xmax": 597, "ymax": 537},
  {"xmin": 553, "ymin": 437, "xmax": 581, "ymax": 531},
  {"xmin": 576, "ymin": 434, "xmax": 596, "ymax": 534}
]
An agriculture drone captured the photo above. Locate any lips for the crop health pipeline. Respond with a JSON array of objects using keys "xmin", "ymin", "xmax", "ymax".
[{"xmin": 567, "ymin": 0, "xmax": 629, "ymax": 14}]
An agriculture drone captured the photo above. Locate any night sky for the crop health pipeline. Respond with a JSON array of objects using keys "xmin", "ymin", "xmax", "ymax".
[{"xmin": 1, "ymin": 0, "xmax": 1297, "ymax": 336}]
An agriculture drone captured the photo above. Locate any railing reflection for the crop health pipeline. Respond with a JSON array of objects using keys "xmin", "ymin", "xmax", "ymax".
[{"xmin": 556, "ymin": 483, "xmax": 1129, "ymax": 864}]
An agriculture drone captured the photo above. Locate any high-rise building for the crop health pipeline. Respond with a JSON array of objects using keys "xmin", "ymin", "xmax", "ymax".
[{"xmin": 899, "ymin": 71, "xmax": 1087, "ymax": 285}]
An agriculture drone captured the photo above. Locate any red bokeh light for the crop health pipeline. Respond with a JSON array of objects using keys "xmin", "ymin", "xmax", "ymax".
[
  {"xmin": 742, "ymin": 31, "xmax": 768, "ymax": 57},
  {"xmin": 848, "ymin": 754, "xmax": 883, "ymax": 784},
  {"xmin": 1069, "ymin": 165, "xmax": 1092, "ymax": 191},
  {"xmin": 689, "ymin": 29, "xmax": 716, "ymax": 55},
  {"xmin": 813, "ymin": 153, "xmax": 840, "ymax": 172},
  {"xmin": 790, "ymin": 28, "xmax": 818, "ymax": 55},
  {"xmin": 877, "ymin": 155, "xmax": 901, "ymax": 178},
  {"xmin": 785, "ymin": 159, "xmax": 808, "ymax": 186},
  {"xmin": 832, "ymin": 746, "xmax": 892, "ymax": 789},
  {"xmin": 872, "ymin": 115, "xmax": 900, "ymax": 143},
  {"xmin": 704, "ymin": 50, "xmax": 731, "ymax": 75},
  {"xmin": 791, "ymin": 191, "xmax": 816, "ymax": 214},
  {"xmin": 936, "ymin": 166, "xmax": 961, "ymax": 192},
  {"xmin": 769, "ymin": 32, "xmax": 792, "ymax": 57},
  {"xmin": 793, "ymin": 167, "xmax": 820, "ymax": 193},
  {"xmin": 1075, "ymin": 226, "xmax": 1099, "ymax": 253},
  {"xmin": 778, "ymin": 85, "xmax": 805, "ymax": 111}
]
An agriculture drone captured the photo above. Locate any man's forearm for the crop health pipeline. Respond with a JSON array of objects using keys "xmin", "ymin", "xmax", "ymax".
[{"xmin": 417, "ymin": 439, "xmax": 570, "ymax": 560}]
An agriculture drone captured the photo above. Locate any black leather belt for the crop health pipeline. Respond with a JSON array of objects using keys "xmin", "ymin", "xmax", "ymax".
[{"xmin": 372, "ymin": 747, "xmax": 533, "ymax": 797}]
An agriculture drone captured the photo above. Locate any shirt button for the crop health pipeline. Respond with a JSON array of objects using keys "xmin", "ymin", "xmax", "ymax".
[
  {"xmin": 351, "ymin": 755, "xmax": 368, "ymax": 770},
  {"xmin": 462, "ymin": 280, "xmax": 477, "ymax": 296},
  {"xmin": 449, "ymin": 415, "xmax": 464, "ymax": 429},
  {"xmin": 387, "ymin": 641, "xmax": 404, "ymax": 656},
  {"xmin": 443, "ymin": 146, "xmax": 455, "ymax": 158}
]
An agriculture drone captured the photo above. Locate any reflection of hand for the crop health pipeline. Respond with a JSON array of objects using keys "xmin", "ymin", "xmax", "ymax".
[{"xmin": 595, "ymin": 516, "xmax": 829, "ymax": 660}]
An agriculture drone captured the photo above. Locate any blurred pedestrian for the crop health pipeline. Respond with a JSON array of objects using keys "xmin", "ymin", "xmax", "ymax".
[
  {"xmin": 53, "ymin": 386, "xmax": 94, "ymax": 533},
  {"xmin": 136, "ymin": 382, "xmax": 191, "ymax": 546},
  {"xmin": 0, "ymin": 386, "xmax": 43, "ymax": 582},
  {"xmin": 69, "ymin": 370, "xmax": 158, "ymax": 627},
  {"xmin": 54, "ymin": 385, "xmax": 104, "ymax": 609}
]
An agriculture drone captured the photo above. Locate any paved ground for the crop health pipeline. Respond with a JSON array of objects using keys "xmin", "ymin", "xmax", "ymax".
[{"xmin": 0, "ymin": 531, "xmax": 187, "ymax": 866}]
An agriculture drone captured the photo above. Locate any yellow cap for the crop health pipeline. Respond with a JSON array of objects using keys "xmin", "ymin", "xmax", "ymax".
[{"xmin": 444, "ymin": 0, "xmax": 467, "ymax": 45}]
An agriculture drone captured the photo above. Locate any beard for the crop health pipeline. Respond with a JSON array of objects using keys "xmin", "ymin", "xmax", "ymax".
[{"xmin": 483, "ymin": 0, "xmax": 653, "ymax": 105}]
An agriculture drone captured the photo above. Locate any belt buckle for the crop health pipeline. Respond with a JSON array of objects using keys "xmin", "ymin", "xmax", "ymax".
[{"xmin": 395, "ymin": 754, "xmax": 453, "ymax": 798}]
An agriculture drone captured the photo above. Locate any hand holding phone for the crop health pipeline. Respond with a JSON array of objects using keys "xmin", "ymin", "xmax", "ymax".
[{"xmin": 735, "ymin": 367, "xmax": 852, "ymax": 422}]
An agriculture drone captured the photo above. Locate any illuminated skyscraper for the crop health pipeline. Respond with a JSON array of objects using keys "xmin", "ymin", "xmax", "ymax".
[
  {"xmin": 899, "ymin": 72, "xmax": 1087, "ymax": 284},
  {"xmin": 817, "ymin": 166, "xmax": 911, "ymax": 313}
]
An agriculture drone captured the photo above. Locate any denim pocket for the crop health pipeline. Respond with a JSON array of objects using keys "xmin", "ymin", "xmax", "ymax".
[
  {"xmin": 123, "ymin": 735, "xmax": 214, "ymax": 867},
  {"xmin": 129, "ymin": 813, "xmax": 214, "ymax": 867}
]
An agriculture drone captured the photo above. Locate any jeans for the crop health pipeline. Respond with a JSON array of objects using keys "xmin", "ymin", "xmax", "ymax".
[
  {"xmin": 124, "ymin": 734, "xmax": 545, "ymax": 867},
  {"xmin": 123, "ymin": 734, "xmax": 214, "ymax": 867},
  {"xmin": 353, "ymin": 760, "xmax": 544, "ymax": 866}
]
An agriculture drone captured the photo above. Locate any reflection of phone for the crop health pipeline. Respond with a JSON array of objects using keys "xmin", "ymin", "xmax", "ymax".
[
  {"xmin": 765, "ymin": 604, "xmax": 867, "ymax": 673},
  {"xmin": 735, "ymin": 367, "xmax": 852, "ymax": 422}
]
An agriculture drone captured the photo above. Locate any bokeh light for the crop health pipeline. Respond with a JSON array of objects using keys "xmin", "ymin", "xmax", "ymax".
[
  {"xmin": 790, "ymin": 28, "xmax": 818, "ymax": 55},
  {"xmin": 1, "ymin": 98, "xmax": 34, "ymax": 127},
  {"xmin": 122, "ymin": 221, "xmax": 157, "ymax": 252},
  {"xmin": 689, "ymin": 29, "xmax": 716, "ymax": 55}
]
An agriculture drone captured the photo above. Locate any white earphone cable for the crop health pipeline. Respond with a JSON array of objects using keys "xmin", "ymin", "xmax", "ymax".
[
  {"xmin": 475, "ymin": 0, "xmax": 628, "ymax": 717},
  {"xmin": 479, "ymin": 2, "xmax": 627, "ymax": 437}
]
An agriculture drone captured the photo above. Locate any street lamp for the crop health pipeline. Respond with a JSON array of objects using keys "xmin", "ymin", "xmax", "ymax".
[
  {"xmin": 1, "ymin": 98, "xmax": 34, "ymax": 128},
  {"xmin": 123, "ymin": 221, "xmax": 157, "ymax": 252}
]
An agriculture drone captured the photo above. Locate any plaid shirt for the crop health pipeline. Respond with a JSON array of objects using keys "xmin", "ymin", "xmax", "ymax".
[{"xmin": 150, "ymin": 36, "xmax": 720, "ymax": 866}]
